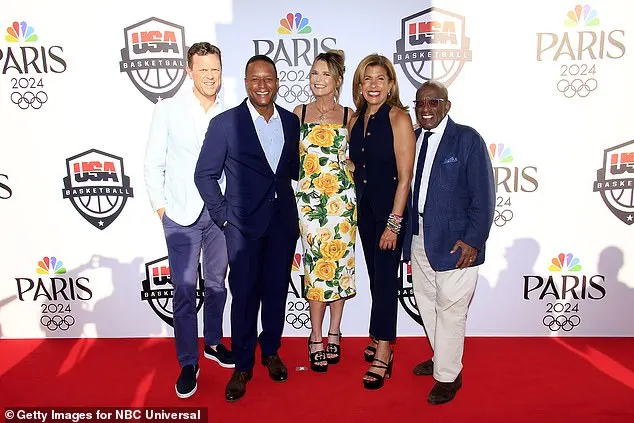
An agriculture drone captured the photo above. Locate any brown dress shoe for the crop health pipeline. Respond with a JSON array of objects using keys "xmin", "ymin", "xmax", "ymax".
[
  {"xmin": 225, "ymin": 370, "xmax": 253, "ymax": 402},
  {"xmin": 261, "ymin": 354, "xmax": 288, "ymax": 382},
  {"xmin": 428, "ymin": 373, "xmax": 462, "ymax": 405},
  {"xmin": 413, "ymin": 359, "xmax": 434, "ymax": 376}
]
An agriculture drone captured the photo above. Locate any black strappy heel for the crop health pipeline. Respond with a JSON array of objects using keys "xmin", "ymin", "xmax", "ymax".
[
  {"xmin": 326, "ymin": 332, "xmax": 342, "ymax": 365},
  {"xmin": 363, "ymin": 351, "xmax": 393, "ymax": 390},
  {"xmin": 308, "ymin": 338, "xmax": 328, "ymax": 373}
]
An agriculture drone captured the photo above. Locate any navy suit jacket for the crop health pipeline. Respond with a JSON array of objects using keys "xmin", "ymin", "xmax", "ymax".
[
  {"xmin": 403, "ymin": 117, "xmax": 495, "ymax": 271},
  {"xmin": 194, "ymin": 99, "xmax": 300, "ymax": 240}
]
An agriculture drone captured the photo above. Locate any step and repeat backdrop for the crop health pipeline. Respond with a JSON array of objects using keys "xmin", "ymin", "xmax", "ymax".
[{"xmin": 1, "ymin": 0, "xmax": 632, "ymax": 339}]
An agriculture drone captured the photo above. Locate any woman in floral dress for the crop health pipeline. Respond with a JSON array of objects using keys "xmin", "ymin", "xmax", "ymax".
[{"xmin": 294, "ymin": 50, "xmax": 356, "ymax": 372}]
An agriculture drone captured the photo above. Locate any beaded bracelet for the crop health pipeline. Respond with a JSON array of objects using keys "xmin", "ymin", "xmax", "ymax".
[{"xmin": 387, "ymin": 213, "xmax": 403, "ymax": 234}]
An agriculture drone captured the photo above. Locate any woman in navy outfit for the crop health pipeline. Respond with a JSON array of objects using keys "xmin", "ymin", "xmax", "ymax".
[{"xmin": 347, "ymin": 54, "xmax": 415, "ymax": 389}]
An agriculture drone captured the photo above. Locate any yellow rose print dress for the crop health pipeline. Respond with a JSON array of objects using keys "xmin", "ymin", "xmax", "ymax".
[{"xmin": 296, "ymin": 106, "xmax": 356, "ymax": 302}]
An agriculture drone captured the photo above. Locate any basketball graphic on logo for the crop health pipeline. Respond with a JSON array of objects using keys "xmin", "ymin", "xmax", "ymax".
[
  {"xmin": 62, "ymin": 149, "xmax": 134, "ymax": 230},
  {"xmin": 119, "ymin": 17, "xmax": 189, "ymax": 103},
  {"xmin": 141, "ymin": 258, "xmax": 205, "ymax": 327},
  {"xmin": 394, "ymin": 8, "xmax": 472, "ymax": 89}
]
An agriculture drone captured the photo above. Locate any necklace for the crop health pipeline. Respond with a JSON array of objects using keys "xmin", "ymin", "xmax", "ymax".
[{"xmin": 315, "ymin": 100, "xmax": 336, "ymax": 121}]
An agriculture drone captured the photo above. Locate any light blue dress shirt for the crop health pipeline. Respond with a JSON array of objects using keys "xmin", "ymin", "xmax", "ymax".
[{"xmin": 246, "ymin": 99, "xmax": 285, "ymax": 173}]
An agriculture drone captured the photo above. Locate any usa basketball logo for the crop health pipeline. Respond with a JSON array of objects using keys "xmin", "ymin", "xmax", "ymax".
[
  {"xmin": 140, "ymin": 256, "xmax": 204, "ymax": 327},
  {"xmin": 62, "ymin": 149, "xmax": 134, "ymax": 230},
  {"xmin": 397, "ymin": 260, "xmax": 423, "ymax": 326},
  {"xmin": 394, "ymin": 8, "xmax": 472, "ymax": 89},
  {"xmin": 119, "ymin": 17, "xmax": 189, "ymax": 103},
  {"xmin": 593, "ymin": 140, "xmax": 634, "ymax": 225}
]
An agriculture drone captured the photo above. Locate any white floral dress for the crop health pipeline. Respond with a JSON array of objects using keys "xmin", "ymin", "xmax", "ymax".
[{"xmin": 296, "ymin": 120, "xmax": 357, "ymax": 302}]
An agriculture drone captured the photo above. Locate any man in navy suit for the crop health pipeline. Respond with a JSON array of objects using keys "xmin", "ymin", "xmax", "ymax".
[
  {"xmin": 403, "ymin": 80, "xmax": 495, "ymax": 405},
  {"xmin": 194, "ymin": 55, "xmax": 300, "ymax": 402}
]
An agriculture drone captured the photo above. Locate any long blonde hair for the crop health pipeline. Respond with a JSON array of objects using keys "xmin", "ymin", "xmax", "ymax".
[{"xmin": 352, "ymin": 54, "xmax": 408, "ymax": 113}]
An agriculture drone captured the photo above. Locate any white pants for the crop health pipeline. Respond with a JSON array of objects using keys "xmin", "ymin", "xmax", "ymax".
[{"xmin": 411, "ymin": 230, "xmax": 478, "ymax": 382}]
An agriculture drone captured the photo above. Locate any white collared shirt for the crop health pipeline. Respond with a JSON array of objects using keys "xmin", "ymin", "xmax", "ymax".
[
  {"xmin": 144, "ymin": 89, "xmax": 224, "ymax": 226},
  {"xmin": 413, "ymin": 114, "xmax": 449, "ymax": 212},
  {"xmin": 245, "ymin": 99, "xmax": 285, "ymax": 173}
]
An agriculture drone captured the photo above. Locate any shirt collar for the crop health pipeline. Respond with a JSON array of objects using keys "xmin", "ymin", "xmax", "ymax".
[
  {"xmin": 246, "ymin": 98, "xmax": 279, "ymax": 124},
  {"xmin": 421, "ymin": 114, "xmax": 449, "ymax": 142},
  {"xmin": 188, "ymin": 88, "xmax": 223, "ymax": 115}
]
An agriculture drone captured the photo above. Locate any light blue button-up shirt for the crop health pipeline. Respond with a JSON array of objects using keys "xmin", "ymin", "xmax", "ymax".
[{"xmin": 246, "ymin": 99, "xmax": 284, "ymax": 173}]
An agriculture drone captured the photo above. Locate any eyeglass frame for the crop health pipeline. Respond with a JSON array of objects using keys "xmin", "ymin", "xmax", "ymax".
[{"xmin": 413, "ymin": 98, "xmax": 446, "ymax": 108}]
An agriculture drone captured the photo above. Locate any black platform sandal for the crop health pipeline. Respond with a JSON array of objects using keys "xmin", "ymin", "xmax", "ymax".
[
  {"xmin": 308, "ymin": 338, "xmax": 328, "ymax": 373},
  {"xmin": 326, "ymin": 332, "xmax": 341, "ymax": 365},
  {"xmin": 362, "ymin": 352, "xmax": 393, "ymax": 390}
]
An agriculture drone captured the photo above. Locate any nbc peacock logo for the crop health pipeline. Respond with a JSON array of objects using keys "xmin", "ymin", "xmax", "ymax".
[
  {"xmin": 5, "ymin": 21, "xmax": 38, "ymax": 42},
  {"xmin": 277, "ymin": 13, "xmax": 312, "ymax": 35},
  {"xmin": 253, "ymin": 12, "xmax": 336, "ymax": 105},
  {"xmin": 537, "ymin": 5, "xmax": 625, "ymax": 98},
  {"xmin": 488, "ymin": 143, "xmax": 538, "ymax": 228},
  {"xmin": 2, "ymin": 20, "xmax": 67, "ymax": 110},
  {"xmin": 523, "ymin": 253, "xmax": 605, "ymax": 333},
  {"xmin": 394, "ymin": 7, "xmax": 472, "ymax": 89},
  {"xmin": 564, "ymin": 4, "xmax": 599, "ymax": 27},
  {"xmin": 36, "ymin": 256, "xmax": 66, "ymax": 275}
]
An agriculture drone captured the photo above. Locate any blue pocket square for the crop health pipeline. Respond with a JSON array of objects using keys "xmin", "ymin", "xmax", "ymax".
[{"xmin": 443, "ymin": 156, "xmax": 459, "ymax": 164}]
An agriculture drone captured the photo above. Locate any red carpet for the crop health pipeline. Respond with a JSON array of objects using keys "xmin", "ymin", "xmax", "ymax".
[{"xmin": 1, "ymin": 337, "xmax": 633, "ymax": 422}]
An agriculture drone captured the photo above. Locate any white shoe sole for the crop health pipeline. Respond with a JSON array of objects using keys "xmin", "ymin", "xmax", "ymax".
[
  {"xmin": 204, "ymin": 351, "xmax": 236, "ymax": 368},
  {"xmin": 175, "ymin": 367, "xmax": 200, "ymax": 399}
]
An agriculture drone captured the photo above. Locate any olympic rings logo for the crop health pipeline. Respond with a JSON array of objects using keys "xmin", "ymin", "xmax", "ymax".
[
  {"xmin": 542, "ymin": 314, "xmax": 580, "ymax": 332},
  {"xmin": 40, "ymin": 314, "xmax": 76, "ymax": 331},
  {"xmin": 277, "ymin": 84, "xmax": 311, "ymax": 103},
  {"xmin": 494, "ymin": 209, "xmax": 514, "ymax": 227},
  {"xmin": 10, "ymin": 91, "xmax": 48, "ymax": 109},
  {"xmin": 556, "ymin": 78, "xmax": 598, "ymax": 98},
  {"xmin": 286, "ymin": 312, "xmax": 311, "ymax": 329}
]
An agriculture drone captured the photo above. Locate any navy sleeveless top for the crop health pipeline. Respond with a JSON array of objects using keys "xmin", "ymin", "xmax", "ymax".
[{"xmin": 349, "ymin": 103, "xmax": 403, "ymax": 222}]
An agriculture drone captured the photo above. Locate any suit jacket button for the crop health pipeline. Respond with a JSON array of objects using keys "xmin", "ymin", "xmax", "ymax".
[{"xmin": 363, "ymin": 180, "xmax": 367, "ymax": 184}]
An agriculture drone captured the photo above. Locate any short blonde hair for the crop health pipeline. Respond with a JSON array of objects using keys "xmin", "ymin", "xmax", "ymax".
[{"xmin": 352, "ymin": 54, "xmax": 407, "ymax": 113}]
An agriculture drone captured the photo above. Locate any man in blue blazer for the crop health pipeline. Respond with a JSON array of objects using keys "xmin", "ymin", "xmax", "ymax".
[
  {"xmin": 403, "ymin": 80, "xmax": 495, "ymax": 405},
  {"xmin": 194, "ymin": 55, "xmax": 300, "ymax": 402}
]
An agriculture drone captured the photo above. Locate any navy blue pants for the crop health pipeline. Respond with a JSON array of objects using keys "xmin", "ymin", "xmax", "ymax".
[
  {"xmin": 162, "ymin": 208, "xmax": 228, "ymax": 367},
  {"xmin": 357, "ymin": 196, "xmax": 404, "ymax": 342},
  {"xmin": 224, "ymin": 208, "xmax": 296, "ymax": 372}
]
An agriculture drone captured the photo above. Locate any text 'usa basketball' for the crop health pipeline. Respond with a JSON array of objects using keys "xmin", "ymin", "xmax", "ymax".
[
  {"xmin": 62, "ymin": 149, "xmax": 134, "ymax": 230},
  {"xmin": 394, "ymin": 8, "xmax": 472, "ymax": 89},
  {"xmin": 119, "ymin": 17, "xmax": 189, "ymax": 103}
]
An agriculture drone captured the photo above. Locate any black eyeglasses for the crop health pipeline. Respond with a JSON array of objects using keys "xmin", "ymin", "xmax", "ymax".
[{"xmin": 413, "ymin": 98, "xmax": 445, "ymax": 108}]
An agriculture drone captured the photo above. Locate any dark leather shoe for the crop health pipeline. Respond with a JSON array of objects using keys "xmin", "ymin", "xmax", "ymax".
[
  {"xmin": 261, "ymin": 354, "xmax": 288, "ymax": 382},
  {"xmin": 413, "ymin": 359, "xmax": 433, "ymax": 376},
  {"xmin": 225, "ymin": 370, "xmax": 253, "ymax": 402},
  {"xmin": 428, "ymin": 373, "xmax": 462, "ymax": 405}
]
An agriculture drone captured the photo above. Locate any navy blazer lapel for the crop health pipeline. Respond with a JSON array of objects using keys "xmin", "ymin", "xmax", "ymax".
[
  {"xmin": 428, "ymin": 117, "xmax": 458, "ymax": 186},
  {"xmin": 238, "ymin": 100, "xmax": 275, "ymax": 176}
]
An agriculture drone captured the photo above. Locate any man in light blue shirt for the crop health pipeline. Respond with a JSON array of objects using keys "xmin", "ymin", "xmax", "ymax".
[{"xmin": 144, "ymin": 42, "xmax": 234, "ymax": 400}]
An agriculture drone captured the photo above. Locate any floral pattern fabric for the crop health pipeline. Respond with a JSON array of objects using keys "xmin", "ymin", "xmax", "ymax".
[{"xmin": 297, "ymin": 123, "xmax": 357, "ymax": 302}]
